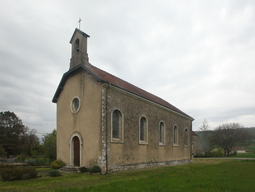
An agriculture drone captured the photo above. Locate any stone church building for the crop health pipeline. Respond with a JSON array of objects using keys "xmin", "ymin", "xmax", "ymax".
[{"xmin": 52, "ymin": 28, "xmax": 194, "ymax": 173}]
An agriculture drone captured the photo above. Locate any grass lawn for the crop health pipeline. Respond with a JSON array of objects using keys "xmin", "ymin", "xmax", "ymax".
[
  {"xmin": 0, "ymin": 159, "xmax": 255, "ymax": 192},
  {"xmin": 226, "ymin": 152, "xmax": 255, "ymax": 158}
]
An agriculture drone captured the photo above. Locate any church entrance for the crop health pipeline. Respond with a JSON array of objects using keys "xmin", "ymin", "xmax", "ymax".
[{"xmin": 73, "ymin": 136, "xmax": 80, "ymax": 166}]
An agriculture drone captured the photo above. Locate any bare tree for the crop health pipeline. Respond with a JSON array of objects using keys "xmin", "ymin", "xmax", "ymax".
[
  {"xmin": 211, "ymin": 123, "xmax": 250, "ymax": 156},
  {"xmin": 20, "ymin": 127, "xmax": 40, "ymax": 156},
  {"xmin": 199, "ymin": 118, "xmax": 211, "ymax": 156}
]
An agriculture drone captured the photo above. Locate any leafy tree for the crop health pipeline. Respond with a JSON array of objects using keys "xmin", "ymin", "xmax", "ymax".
[
  {"xmin": 0, "ymin": 145, "xmax": 6, "ymax": 156},
  {"xmin": 42, "ymin": 129, "xmax": 56, "ymax": 164},
  {"xmin": 211, "ymin": 123, "xmax": 250, "ymax": 156},
  {"xmin": 0, "ymin": 111, "xmax": 25, "ymax": 158},
  {"xmin": 31, "ymin": 142, "xmax": 44, "ymax": 157},
  {"xmin": 199, "ymin": 118, "xmax": 211, "ymax": 156}
]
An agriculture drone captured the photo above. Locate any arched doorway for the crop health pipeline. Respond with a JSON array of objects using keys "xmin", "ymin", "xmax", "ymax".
[
  {"xmin": 69, "ymin": 132, "xmax": 82, "ymax": 166},
  {"xmin": 73, "ymin": 136, "xmax": 80, "ymax": 166}
]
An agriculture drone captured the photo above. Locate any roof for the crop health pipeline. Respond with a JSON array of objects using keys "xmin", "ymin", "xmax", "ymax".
[
  {"xmin": 69, "ymin": 28, "xmax": 90, "ymax": 43},
  {"xmin": 232, "ymin": 147, "xmax": 245, "ymax": 151},
  {"xmin": 52, "ymin": 64, "xmax": 194, "ymax": 120},
  {"xmin": 192, "ymin": 131, "xmax": 198, "ymax": 136}
]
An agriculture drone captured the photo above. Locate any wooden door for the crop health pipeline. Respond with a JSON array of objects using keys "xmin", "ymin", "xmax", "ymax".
[{"xmin": 73, "ymin": 136, "xmax": 80, "ymax": 166}]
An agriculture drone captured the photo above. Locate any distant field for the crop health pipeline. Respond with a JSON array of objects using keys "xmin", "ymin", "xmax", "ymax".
[
  {"xmin": 244, "ymin": 141, "xmax": 255, "ymax": 151},
  {"xmin": 227, "ymin": 152, "xmax": 255, "ymax": 158},
  {"xmin": 1, "ymin": 159, "xmax": 255, "ymax": 192}
]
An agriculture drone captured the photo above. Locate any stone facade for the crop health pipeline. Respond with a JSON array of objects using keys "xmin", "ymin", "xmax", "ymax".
[{"xmin": 53, "ymin": 28, "xmax": 194, "ymax": 174}]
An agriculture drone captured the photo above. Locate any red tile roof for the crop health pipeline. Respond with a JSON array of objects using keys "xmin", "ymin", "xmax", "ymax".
[
  {"xmin": 89, "ymin": 64, "xmax": 193, "ymax": 119},
  {"xmin": 192, "ymin": 131, "xmax": 198, "ymax": 136},
  {"xmin": 232, "ymin": 147, "xmax": 245, "ymax": 151}
]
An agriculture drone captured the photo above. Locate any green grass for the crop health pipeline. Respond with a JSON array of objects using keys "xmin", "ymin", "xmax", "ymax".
[
  {"xmin": 226, "ymin": 152, "xmax": 255, "ymax": 158},
  {"xmin": 244, "ymin": 141, "xmax": 255, "ymax": 151},
  {"xmin": 36, "ymin": 167, "xmax": 53, "ymax": 172},
  {"xmin": 0, "ymin": 159, "xmax": 255, "ymax": 192}
]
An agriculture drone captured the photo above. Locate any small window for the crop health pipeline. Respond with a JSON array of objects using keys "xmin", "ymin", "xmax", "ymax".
[
  {"xmin": 184, "ymin": 128, "xmax": 188, "ymax": 146},
  {"xmin": 159, "ymin": 121, "xmax": 165, "ymax": 145},
  {"xmin": 111, "ymin": 109, "xmax": 124, "ymax": 143},
  {"xmin": 139, "ymin": 116, "xmax": 148, "ymax": 144},
  {"xmin": 173, "ymin": 125, "xmax": 178, "ymax": 146}
]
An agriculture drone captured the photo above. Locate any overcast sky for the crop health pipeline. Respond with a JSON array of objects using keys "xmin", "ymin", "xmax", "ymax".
[{"xmin": 0, "ymin": 0, "xmax": 255, "ymax": 137}]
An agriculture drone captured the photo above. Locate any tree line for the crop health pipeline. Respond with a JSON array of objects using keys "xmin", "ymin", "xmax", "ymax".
[
  {"xmin": 0, "ymin": 111, "xmax": 56, "ymax": 163},
  {"xmin": 197, "ymin": 119, "xmax": 253, "ymax": 156}
]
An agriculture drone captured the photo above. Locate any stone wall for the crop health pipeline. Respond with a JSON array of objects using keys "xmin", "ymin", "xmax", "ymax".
[
  {"xmin": 108, "ymin": 159, "xmax": 192, "ymax": 173},
  {"xmin": 104, "ymin": 86, "xmax": 192, "ymax": 173}
]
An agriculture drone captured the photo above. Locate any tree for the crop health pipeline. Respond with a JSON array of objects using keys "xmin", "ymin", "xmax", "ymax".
[
  {"xmin": 211, "ymin": 123, "xmax": 250, "ymax": 156},
  {"xmin": 0, "ymin": 111, "xmax": 25, "ymax": 158},
  {"xmin": 0, "ymin": 145, "xmax": 6, "ymax": 157},
  {"xmin": 199, "ymin": 118, "xmax": 211, "ymax": 156},
  {"xmin": 42, "ymin": 129, "xmax": 56, "ymax": 164},
  {"xmin": 20, "ymin": 127, "xmax": 40, "ymax": 156}
]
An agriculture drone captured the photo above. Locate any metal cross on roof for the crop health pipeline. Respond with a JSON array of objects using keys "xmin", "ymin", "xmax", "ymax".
[{"xmin": 78, "ymin": 17, "xmax": 82, "ymax": 29}]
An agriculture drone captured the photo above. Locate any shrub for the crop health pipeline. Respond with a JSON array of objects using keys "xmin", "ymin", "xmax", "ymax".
[
  {"xmin": 1, "ymin": 168, "xmax": 11, "ymax": 181},
  {"xmin": 26, "ymin": 160, "xmax": 36, "ymax": 166},
  {"xmin": 228, "ymin": 151, "xmax": 237, "ymax": 157},
  {"xmin": 26, "ymin": 158, "xmax": 47, "ymax": 166},
  {"xmin": 48, "ymin": 170, "xmax": 61, "ymax": 177},
  {"xmin": 0, "ymin": 164, "xmax": 15, "ymax": 169},
  {"xmin": 24, "ymin": 167, "xmax": 38, "ymax": 179},
  {"xmin": 51, "ymin": 160, "xmax": 65, "ymax": 169},
  {"xmin": 89, "ymin": 165, "xmax": 101, "ymax": 174},
  {"xmin": 79, "ymin": 166, "xmax": 88, "ymax": 173},
  {"xmin": 211, "ymin": 149, "xmax": 224, "ymax": 157},
  {"xmin": 13, "ymin": 167, "xmax": 24, "ymax": 180},
  {"xmin": 0, "ymin": 167, "xmax": 37, "ymax": 181},
  {"xmin": 35, "ymin": 158, "xmax": 47, "ymax": 166},
  {"xmin": 17, "ymin": 154, "xmax": 26, "ymax": 162}
]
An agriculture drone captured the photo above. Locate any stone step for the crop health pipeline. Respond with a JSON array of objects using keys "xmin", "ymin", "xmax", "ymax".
[{"xmin": 59, "ymin": 166, "xmax": 79, "ymax": 173}]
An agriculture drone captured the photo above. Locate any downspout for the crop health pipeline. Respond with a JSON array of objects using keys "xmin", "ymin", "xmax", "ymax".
[{"xmin": 105, "ymin": 83, "xmax": 111, "ymax": 174}]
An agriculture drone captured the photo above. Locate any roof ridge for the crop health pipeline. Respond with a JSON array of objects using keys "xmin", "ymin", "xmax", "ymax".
[{"xmin": 89, "ymin": 64, "xmax": 192, "ymax": 119}]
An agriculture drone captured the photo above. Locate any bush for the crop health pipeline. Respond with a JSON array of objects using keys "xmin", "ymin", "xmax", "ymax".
[
  {"xmin": 79, "ymin": 166, "xmax": 88, "ymax": 173},
  {"xmin": 51, "ymin": 160, "xmax": 65, "ymax": 169},
  {"xmin": 89, "ymin": 165, "xmax": 101, "ymax": 174},
  {"xmin": 35, "ymin": 158, "xmax": 47, "ymax": 166},
  {"xmin": 48, "ymin": 170, "xmax": 61, "ymax": 177},
  {"xmin": 17, "ymin": 154, "xmax": 26, "ymax": 162},
  {"xmin": 13, "ymin": 167, "xmax": 24, "ymax": 180},
  {"xmin": 228, "ymin": 151, "xmax": 237, "ymax": 157},
  {"xmin": 211, "ymin": 149, "xmax": 224, "ymax": 157},
  {"xmin": 24, "ymin": 167, "xmax": 38, "ymax": 179},
  {"xmin": 0, "ymin": 167, "xmax": 37, "ymax": 181},
  {"xmin": 26, "ymin": 158, "xmax": 47, "ymax": 166},
  {"xmin": 26, "ymin": 160, "xmax": 36, "ymax": 166}
]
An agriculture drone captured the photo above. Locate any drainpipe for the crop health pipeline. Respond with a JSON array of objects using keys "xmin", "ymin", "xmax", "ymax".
[{"xmin": 105, "ymin": 83, "xmax": 111, "ymax": 174}]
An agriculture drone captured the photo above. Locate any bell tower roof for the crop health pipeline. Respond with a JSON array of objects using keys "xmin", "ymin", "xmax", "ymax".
[
  {"xmin": 69, "ymin": 28, "xmax": 90, "ymax": 70},
  {"xmin": 70, "ymin": 28, "xmax": 90, "ymax": 44}
]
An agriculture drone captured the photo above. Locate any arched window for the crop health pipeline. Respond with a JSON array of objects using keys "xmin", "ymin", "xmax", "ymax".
[
  {"xmin": 139, "ymin": 116, "xmax": 148, "ymax": 144},
  {"xmin": 173, "ymin": 125, "xmax": 178, "ymax": 146},
  {"xmin": 140, "ymin": 117, "xmax": 145, "ymax": 141},
  {"xmin": 159, "ymin": 121, "xmax": 165, "ymax": 145},
  {"xmin": 184, "ymin": 128, "xmax": 188, "ymax": 146},
  {"xmin": 75, "ymin": 38, "xmax": 80, "ymax": 52},
  {"xmin": 113, "ymin": 110, "xmax": 121, "ymax": 138},
  {"xmin": 111, "ymin": 109, "xmax": 124, "ymax": 143}
]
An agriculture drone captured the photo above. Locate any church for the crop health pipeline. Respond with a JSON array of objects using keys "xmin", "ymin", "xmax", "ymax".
[{"xmin": 52, "ymin": 28, "xmax": 194, "ymax": 174}]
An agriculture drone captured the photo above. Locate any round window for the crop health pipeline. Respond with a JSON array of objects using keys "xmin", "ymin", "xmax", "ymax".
[{"xmin": 71, "ymin": 97, "xmax": 81, "ymax": 113}]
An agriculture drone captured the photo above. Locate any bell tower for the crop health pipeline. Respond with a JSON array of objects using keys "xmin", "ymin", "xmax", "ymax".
[{"xmin": 69, "ymin": 28, "xmax": 90, "ymax": 69}]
